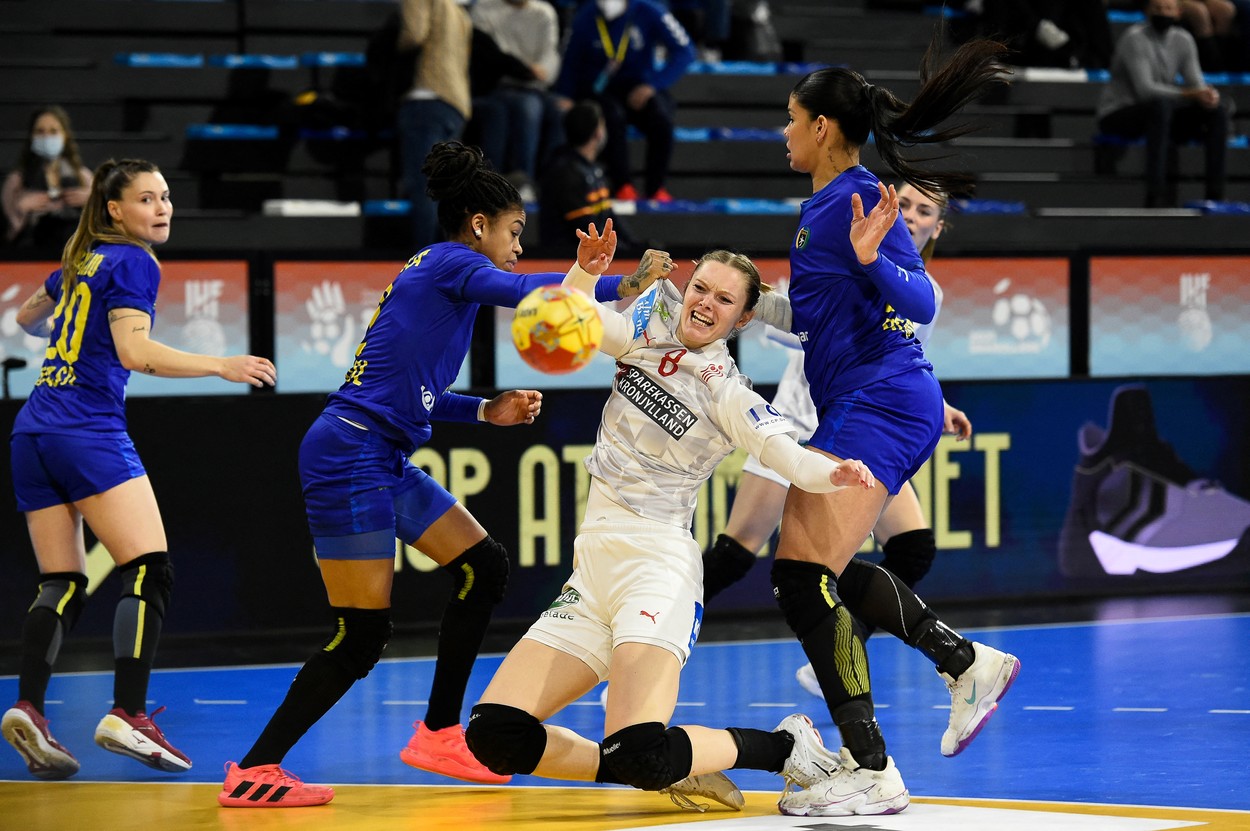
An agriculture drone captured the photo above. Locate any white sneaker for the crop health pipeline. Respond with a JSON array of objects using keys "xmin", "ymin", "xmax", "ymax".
[
  {"xmin": 939, "ymin": 642, "xmax": 1021, "ymax": 757},
  {"xmin": 778, "ymin": 747, "xmax": 909, "ymax": 817},
  {"xmin": 795, "ymin": 663, "xmax": 825, "ymax": 700},
  {"xmin": 773, "ymin": 713, "xmax": 840, "ymax": 789},
  {"xmin": 660, "ymin": 771, "xmax": 744, "ymax": 811},
  {"xmin": 599, "ymin": 684, "xmax": 608, "ymax": 712}
]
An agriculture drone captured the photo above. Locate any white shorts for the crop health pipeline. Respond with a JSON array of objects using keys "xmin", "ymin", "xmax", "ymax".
[
  {"xmin": 523, "ymin": 479, "xmax": 704, "ymax": 681},
  {"xmin": 742, "ymin": 350, "xmax": 818, "ymax": 487}
]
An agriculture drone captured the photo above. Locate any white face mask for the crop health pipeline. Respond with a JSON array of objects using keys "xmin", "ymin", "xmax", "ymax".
[
  {"xmin": 31, "ymin": 134, "xmax": 64, "ymax": 160},
  {"xmin": 597, "ymin": 0, "xmax": 627, "ymax": 20}
]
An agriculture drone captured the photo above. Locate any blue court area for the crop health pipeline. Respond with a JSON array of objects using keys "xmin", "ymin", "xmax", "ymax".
[{"xmin": 2, "ymin": 613, "xmax": 1248, "ymax": 813}]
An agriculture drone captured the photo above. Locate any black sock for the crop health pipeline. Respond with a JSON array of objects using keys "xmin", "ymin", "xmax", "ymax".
[
  {"xmin": 424, "ymin": 599, "xmax": 492, "ymax": 730},
  {"xmin": 240, "ymin": 649, "xmax": 357, "ymax": 769},
  {"xmin": 727, "ymin": 726, "xmax": 793, "ymax": 772},
  {"xmin": 833, "ymin": 701, "xmax": 886, "ymax": 771},
  {"xmin": 18, "ymin": 608, "xmax": 60, "ymax": 714},
  {"xmin": 702, "ymin": 534, "xmax": 756, "ymax": 602}
]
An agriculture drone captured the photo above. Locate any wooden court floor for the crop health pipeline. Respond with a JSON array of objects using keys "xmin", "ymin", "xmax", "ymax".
[{"xmin": 3, "ymin": 603, "xmax": 1250, "ymax": 831}]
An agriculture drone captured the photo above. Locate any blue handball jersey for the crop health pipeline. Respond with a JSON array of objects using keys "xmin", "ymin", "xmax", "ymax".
[
  {"xmin": 12, "ymin": 243, "xmax": 160, "ymax": 437},
  {"xmin": 323, "ymin": 242, "xmax": 614, "ymax": 454},
  {"xmin": 789, "ymin": 166, "xmax": 935, "ymax": 408}
]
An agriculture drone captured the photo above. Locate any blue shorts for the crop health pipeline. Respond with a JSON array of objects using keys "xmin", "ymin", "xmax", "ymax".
[
  {"xmin": 299, "ymin": 413, "xmax": 457, "ymax": 560},
  {"xmin": 11, "ymin": 431, "xmax": 146, "ymax": 512},
  {"xmin": 807, "ymin": 369, "xmax": 944, "ymax": 495}
]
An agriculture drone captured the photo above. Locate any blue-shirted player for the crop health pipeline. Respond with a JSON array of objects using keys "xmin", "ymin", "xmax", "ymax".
[
  {"xmin": 2, "ymin": 159, "xmax": 277, "ymax": 781},
  {"xmin": 753, "ymin": 49, "xmax": 1026, "ymax": 817},
  {"xmin": 218, "ymin": 141, "xmax": 666, "ymax": 808}
]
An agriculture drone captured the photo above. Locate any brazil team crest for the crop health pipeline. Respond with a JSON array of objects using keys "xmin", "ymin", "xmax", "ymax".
[{"xmin": 795, "ymin": 226, "xmax": 810, "ymax": 249}]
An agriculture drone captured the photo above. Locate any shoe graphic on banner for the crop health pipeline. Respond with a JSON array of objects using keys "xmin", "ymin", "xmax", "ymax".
[{"xmin": 1058, "ymin": 384, "xmax": 1250, "ymax": 578}]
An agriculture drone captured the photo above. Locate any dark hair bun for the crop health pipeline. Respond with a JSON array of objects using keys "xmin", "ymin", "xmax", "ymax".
[{"xmin": 423, "ymin": 141, "xmax": 486, "ymax": 201}]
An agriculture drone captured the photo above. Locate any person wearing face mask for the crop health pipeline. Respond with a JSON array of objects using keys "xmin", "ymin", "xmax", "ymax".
[
  {"xmin": 217, "ymin": 142, "xmax": 667, "ymax": 808},
  {"xmin": 1096, "ymin": 0, "xmax": 1230, "ymax": 208},
  {"xmin": 554, "ymin": 0, "xmax": 696, "ymax": 201},
  {"xmin": 2, "ymin": 158, "xmax": 277, "ymax": 781},
  {"xmin": 463, "ymin": 241, "xmax": 876, "ymax": 813},
  {"xmin": 2, "ymin": 106, "xmax": 93, "ymax": 249}
]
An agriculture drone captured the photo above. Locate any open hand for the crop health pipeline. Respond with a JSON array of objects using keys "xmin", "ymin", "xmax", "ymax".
[
  {"xmin": 831, "ymin": 458, "xmax": 875, "ymax": 490},
  {"xmin": 576, "ymin": 219, "xmax": 618, "ymax": 275},
  {"xmin": 849, "ymin": 182, "xmax": 899, "ymax": 266}
]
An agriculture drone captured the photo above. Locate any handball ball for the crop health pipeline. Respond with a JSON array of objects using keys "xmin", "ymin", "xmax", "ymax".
[{"xmin": 511, "ymin": 285, "xmax": 603, "ymax": 374}]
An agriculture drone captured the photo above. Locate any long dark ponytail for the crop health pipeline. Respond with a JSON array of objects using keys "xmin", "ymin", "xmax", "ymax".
[{"xmin": 791, "ymin": 36, "xmax": 1010, "ymax": 198}]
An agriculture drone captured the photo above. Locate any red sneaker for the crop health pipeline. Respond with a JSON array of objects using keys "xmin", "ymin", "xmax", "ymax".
[
  {"xmin": 2, "ymin": 701, "xmax": 79, "ymax": 780},
  {"xmin": 648, "ymin": 187, "xmax": 674, "ymax": 203},
  {"xmin": 218, "ymin": 761, "xmax": 334, "ymax": 807},
  {"xmin": 94, "ymin": 705, "xmax": 191, "ymax": 772},
  {"xmin": 614, "ymin": 183, "xmax": 639, "ymax": 201},
  {"xmin": 400, "ymin": 720, "xmax": 512, "ymax": 784}
]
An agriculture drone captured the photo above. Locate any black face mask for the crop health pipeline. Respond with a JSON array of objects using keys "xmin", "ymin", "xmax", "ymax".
[{"xmin": 1150, "ymin": 14, "xmax": 1177, "ymax": 34}]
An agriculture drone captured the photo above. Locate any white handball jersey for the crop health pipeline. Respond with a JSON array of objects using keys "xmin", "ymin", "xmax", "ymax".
[{"xmin": 582, "ymin": 280, "xmax": 798, "ymax": 528}]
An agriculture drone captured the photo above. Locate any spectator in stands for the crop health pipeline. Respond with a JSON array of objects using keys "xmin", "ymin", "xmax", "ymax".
[
  {"xmin": 471, "ymin": 0, "xmax": 568, "ymax": 199},
  {"xmin": 2, "ymin": 106, "xmax": 93, "ymax": 250},
  {"xmin": 1179, "ymin": 0, "xmax": 1238, "ymax": 69},
  {"xmin": 669, "ymin": 0, "xmax": 733, "ymax": 62},
  {"xmin": 1097, "ymin": 0, "xmax": 1230, "ymax": 207},
  {"xmin": 396, "ymin": 0, "xmax": 472, "ymax": 249},
  {"xmin": 539, "ymin": 101, "xmax": 639, "ymax": 251},
  {"xmin": 970, "ymin": 0, "xmax": 1114, "ymax": 68},
  {"xmin": 554, "ymin": 0, "xmax": 696, "ymax": 202}
]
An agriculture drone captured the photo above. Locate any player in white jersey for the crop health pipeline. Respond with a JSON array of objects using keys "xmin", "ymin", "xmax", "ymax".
[{"xmin": 465, "ymin": 238, "xmax": 875, "ymax": 811}]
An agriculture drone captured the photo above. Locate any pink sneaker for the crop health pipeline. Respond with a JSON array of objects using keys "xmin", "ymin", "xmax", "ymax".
[
  {"xmin": 400, "ymin": 720, "xmax": 511, "ymax": 784},
  {"xmin": 2, "ymin": 701, "xmax": 79, "ymax": 780},
  {"xmin": 218, "ymin": 761, "xmax": 334, "ymax": 807},
  {"xmin": 94, "ymin": 705, "xmax": 191, "ymax": 772}
]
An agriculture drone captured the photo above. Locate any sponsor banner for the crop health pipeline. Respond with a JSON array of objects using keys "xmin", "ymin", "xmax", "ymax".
[
  {"xmin": 920, "ymin": 257, "xmax": 1069, "ymax": 380},
  {"xmin": 1089, "ymin": 256, "xmax": 1250, "ymax": 377},
  {"xmin": 1, "ymin": 376, "xmax": 1243, "ymax": 640},
  {"xmin": 274, "ymin": 261, "xmax": 470, "ymax": 393},
  {"xmin": 0, "ymin": 260, "xmax": 250, "ymax": 398}
]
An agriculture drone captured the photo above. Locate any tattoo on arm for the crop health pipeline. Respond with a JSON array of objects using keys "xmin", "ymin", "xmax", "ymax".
[
  {"xmin": 620, "ymin": 252, "xmax": 653, "ymax": 297},
  {"xmin": 108, "ymin": 310, "xmax": 148, "ymax": 324},
  {"xmin": 22, "ymin": 287, "xmax": 49, "ymax": 311}
]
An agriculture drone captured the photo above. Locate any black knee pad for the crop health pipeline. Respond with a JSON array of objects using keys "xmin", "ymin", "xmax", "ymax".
[
  {"xmin": 600, "ymin": 722, "xmax": 693, "ymax": 791},
  {"xmin": 31, "ymin": 572, "xmax": 89, "ymax": 632},
  {"xmin": 879, "ymin": 529, "xmax": 936, "ymax": 588},
  {"xmin": 444, "ymin": 536, "xmax": 509, "ymax": 605},
  {"xmin": 117, "ymin": 552, "xmax": 173, "ymax": 618},
  {"xmin": 465, "ymin": 703, "xmax": 547, "ymax": 775},
  {"xmin": 770, "ymin": 559, "xmax": 840, "ymax": 638},
  {"xmin": 322, "ymin": 607, "xmax": 392, "ymax": 679}
]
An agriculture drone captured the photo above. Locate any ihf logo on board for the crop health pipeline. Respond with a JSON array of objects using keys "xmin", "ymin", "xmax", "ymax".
[
  {"xmin": 968, "ymin": 277, "xmax": 1051, "ymax": 355},
  {"xmin": 1177, "ymin": 272, "xmax": 1212, "ymax": 351},
  {"xmin": 181, "ymin": 279, "xmax": 227, "ymax": 355}
]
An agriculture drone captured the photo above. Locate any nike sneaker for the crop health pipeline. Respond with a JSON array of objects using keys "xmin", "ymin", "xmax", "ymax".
[
  {"xmin": 940, "ymin": 642, "xmax": 1020, "ymax": 757},
  {"xmin": 1058, "ymin": 384, "xmax": 1250, "ymax": 578},
  {"xmin": 777, "ymin": 747, "xmax": 909, "ymax": 817}
]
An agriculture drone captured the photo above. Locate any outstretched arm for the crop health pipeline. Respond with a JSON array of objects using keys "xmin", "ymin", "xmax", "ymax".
[{"xmin": 109, "ymin": 308, "xmax": 276, "ymax": 387}]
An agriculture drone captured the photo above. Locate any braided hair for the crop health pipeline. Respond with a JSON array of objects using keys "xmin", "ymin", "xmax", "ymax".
[{"xmin": 422, "ymin": 141, "xmax": 522, "ymax": 237}]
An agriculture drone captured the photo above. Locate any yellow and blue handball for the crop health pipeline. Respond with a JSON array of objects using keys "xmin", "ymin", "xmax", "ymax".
[{"xmin": 511, "ymin": 285, "xmax": 603, "ymax": 374}]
